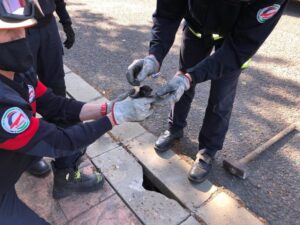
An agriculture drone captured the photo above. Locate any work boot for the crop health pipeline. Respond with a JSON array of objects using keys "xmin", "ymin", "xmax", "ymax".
[
  {"xmin": 52, "ymin": 163, "xmax": 104, "ymax": 199},
  {"xmin": 28, "ymin": 159, "xmax": 51, "ymax": 177},
  {"xmin": 188, "ymin": 149, "xmax": 213, "ymax": 183},
  {"xmin": 154, "ymin": 129, "xmax": 183, "ymax": 152}
]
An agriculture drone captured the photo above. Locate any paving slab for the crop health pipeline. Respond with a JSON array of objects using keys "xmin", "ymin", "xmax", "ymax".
[
  {"xmin": 125, "ymin": 132, "xmax": 217, "ymax": 210},
  {"xmin": 16, "ymin": 172, "xmax": 67, "ymax": 225},
  {"xmin": 65, "ymin": 72, "xmax": 103, "ymax": 102},
  {"xmin": 110, "ymin": 122, "xmax": 146, "ymax": 144},
  {"xmin": 63, "ymin": 64, "xmax": 71, "ymax": 74},
  {"xmin": 196, "ymin": 192, "xmax": 265, "ymax": 225},
  {"xmin": 86, "ymin": 133, "xmax": 119, "ymax": 159},
  {"xmin": 68, "ymin": 194, "xmax": 142, "ymax": 225},
  {"xmin": 93, "ymin": 146, "xmax": 190, "ymax": 225},
  {"xmin": 89, "ymin": 96, "xmax": 109, "ymax": 105},
  {"xmin": 180, "ymin": 216, "xmax": 203, "ymax": 225},
  {"xmin": 57, "ymin": 160, "xmax": 115, "ymax": 221}
]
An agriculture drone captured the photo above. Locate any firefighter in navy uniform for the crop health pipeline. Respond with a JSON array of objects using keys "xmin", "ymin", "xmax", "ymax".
[
  {"xmin": 26, "ymin": 0, "xmax": 76, "ymax": 176},
  {"xmin": 126, "ymin": 0, "xmax": 288, "ymax": 183},
  {"xmin": 0, "ymin": 1, "xmax": 154, "ymax": 224}
]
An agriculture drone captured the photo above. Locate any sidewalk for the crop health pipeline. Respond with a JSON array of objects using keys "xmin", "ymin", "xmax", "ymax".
[
  {"xmin": 16, "ymin": 158, "xmax": 141, "ymax": 225},
  {"xmin": 16, "ymin": 66, "xmax": 267, "ymax": 225}
]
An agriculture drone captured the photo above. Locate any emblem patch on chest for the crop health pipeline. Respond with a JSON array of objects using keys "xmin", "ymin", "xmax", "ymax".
[
  {"xmin": 257, "ymin": 4, "xmax": 281, "ymax": 23},
  {"xmin": 1, "ymin": 107, "xmax": 30, "ymax": 134},
  {"xmin": 28, "ymin": 84, "xmax": 35, "ymax": 103}
]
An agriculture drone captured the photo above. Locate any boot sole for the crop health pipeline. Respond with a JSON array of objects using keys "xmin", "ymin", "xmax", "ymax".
[
  {"xmin": 52, "ymin": 179, "xmax": 105, "ymax": 200},
  {"xmin": 27, "ymin": 168, "xmax": 51, "ymax": 178},
  {"xmin": 154, "ymin": 137, "xmax": 182, "ymax": 153},
  {"xmin": 188, "ymin": 173, "xmax": 209, "ymax": 184}
]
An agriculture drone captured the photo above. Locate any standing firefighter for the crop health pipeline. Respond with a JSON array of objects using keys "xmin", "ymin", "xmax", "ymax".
[
  {"xmin": 26, "ymin": 0, "xmax": 76, "ymax": 176},
  {"xmin": 0, "ymin": 1, "xmax": 154, "ymax": 224},
  {"xmin": 126, "ymin": 0, "xmax": 287, "ymax": 183}
]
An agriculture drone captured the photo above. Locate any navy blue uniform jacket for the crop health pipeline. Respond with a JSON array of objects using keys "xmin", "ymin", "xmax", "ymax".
[
  {"xmin": 0, "ymin": 69, "xmax": 112, "ymax": 196},
  {"xmin": 149, "ymin": 0, "xmax": 288, "ymax": 83}
]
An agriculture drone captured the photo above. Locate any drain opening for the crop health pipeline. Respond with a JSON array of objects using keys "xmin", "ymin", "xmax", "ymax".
[{"xmin": 142, "ymin": 171, "xmax": 162, "ymax": 194}]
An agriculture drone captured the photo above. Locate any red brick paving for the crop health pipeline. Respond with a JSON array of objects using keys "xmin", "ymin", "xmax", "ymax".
[
  {"xmin": 15, "ymin": 159, "xmax": 141, "ymax": 225},
  {"xmin": 68, "ymin": 195, "xmax": 142, "ymax": 225}
]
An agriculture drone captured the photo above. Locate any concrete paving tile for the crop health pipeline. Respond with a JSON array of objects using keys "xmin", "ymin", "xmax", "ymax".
[
  {"xmin": 93, "ymin": 146, "xmax": 190, "ymax": 225},
  {"xmin": 180, "ymin": 216, "xmax": 202, "ymax": 225},
  {"xmin": 86, "ymin": 133, "xmax": 119, "ymax": 159},
  {"xmin": 16, "ymin": 172, "xmax": 67, "ymax": 225},
  {"xmin": 110, "ymin": 122, "xmax": 146, "ymax": 144},
  {"xmin": 89, "ymin": 97, "xmax": 109, "ymax": 105},
  {"xmin": 126, "ymin": 132, "xmax": 217, "ymax": 210},
  {"xmin": 58, "ymin": 182, "xmax": 115, "ymax": 221},
  {"xmin": 63, "ymin": 64, "xmax": 71, "ymax": 74},
  {"xmin": 196, "ymin": 192, "xmax": 264, "ymax": 225},
  {"xmin": 65, "ymin": 72, "xmax": 102, "ymax": 102},
  {"xmin": 58, "ymin": 161, "xmax": 115, "ymax": 221},
  {"xmin": 69, "ymin": 194, "xmax": 142, "ymax": 225}
]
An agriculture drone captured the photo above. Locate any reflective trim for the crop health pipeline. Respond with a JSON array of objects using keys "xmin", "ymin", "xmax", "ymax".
[
  {"xmin": 241, "ymin": 59, "xmax": 252, "ymax": 70},
  {"xmin": 188, "ymin": 26, "xmax": 202, "ymax": 39},
  {"xmin": 188, "ymin": 27, "xmax": 223, "ymax": 41},
  {"xmin": 212, "ymin": 33, "xmax": 223, "ymax": 41}
]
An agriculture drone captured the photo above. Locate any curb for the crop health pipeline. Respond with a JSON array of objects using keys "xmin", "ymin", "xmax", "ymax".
[{"xmin": 64, "ymin": 65, "xmax": 267, "ymax": 225}]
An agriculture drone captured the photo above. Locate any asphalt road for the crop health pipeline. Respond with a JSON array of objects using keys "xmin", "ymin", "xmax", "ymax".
[{"xmin": 62, "ymin": 1, "xmax": 300, "ymax": 224}]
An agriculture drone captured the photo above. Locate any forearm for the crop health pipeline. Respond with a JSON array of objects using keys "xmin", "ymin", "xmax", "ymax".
[
  {"xmin": 19, "ymin": 117, "xmax": 113, "ymax": 158},
  {"xmin": 79, "ymin": 103, "xmax": 102, "ymax": 121},
  {"xmin": 55, "ymin": 0, "xmax": 71, "ymax": 24}
]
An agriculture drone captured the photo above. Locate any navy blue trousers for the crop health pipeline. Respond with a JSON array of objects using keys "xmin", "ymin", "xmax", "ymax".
[
  {"xmin": 0, "ymin": 188, "xmax": 50, "ymax": 225},
  {"xmin": 27, "ymin": 16, "xmax": 82, "ymax": 169},
  {"xmin": 170, "ymin": 26, "xmax": 241, "ymax": 156}
]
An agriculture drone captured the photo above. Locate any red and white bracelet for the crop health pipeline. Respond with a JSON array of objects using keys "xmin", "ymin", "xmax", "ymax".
[{"xmin": 100, "ymin": 103, "xmax": 108, "ymax": 116}]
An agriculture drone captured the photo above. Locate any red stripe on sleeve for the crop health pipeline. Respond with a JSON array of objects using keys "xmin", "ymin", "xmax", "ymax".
[
  {"xmin": 0, "ymin": 117, "xmax": 40, "ymax": 151},
  {"xmin": 35, "ymin": 81, "xmax": 48, "ymax": 98},
  {"xmin": 31, "ymin": 101, "xmax": 37, "ymax": 115}
]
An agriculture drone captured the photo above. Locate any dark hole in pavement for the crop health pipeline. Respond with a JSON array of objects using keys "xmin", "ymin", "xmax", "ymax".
[{"xmin": 142, "ymin": 172, "xmax": 163, "ymax": 194}]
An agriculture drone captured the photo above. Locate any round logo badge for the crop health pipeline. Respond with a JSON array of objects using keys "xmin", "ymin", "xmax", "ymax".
[
  {"xmin": 1, "ymin": 107, "xmax": 30, "ymax": 134},
  {"xmin": 28, "ymin": 84, "xmax": 35, "ymax": 103},
  {"xmin": 257, "ymin": 4, "xmax": 281, "ymax": 23}
]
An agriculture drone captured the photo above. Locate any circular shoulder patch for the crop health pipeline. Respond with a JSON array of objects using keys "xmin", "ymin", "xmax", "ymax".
[
  {"xmin": 257, "ymin": 4, "xmax": 281, "ymax": 23},
  {"xmin": 1, "ymin": 107, "xmax": 30, "ymax": 134}
]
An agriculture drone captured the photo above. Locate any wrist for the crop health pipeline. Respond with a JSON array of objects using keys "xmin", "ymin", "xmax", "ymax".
[
  {"xmin": 107, "ymin": 114, "xmax": 117, "ymax": 127},
  {"xmin": 100, "ymin": 103, "xmax": 108, "ymax": 116},
  {"xmin": 148, "ymin": 54, "xmax": 160, "ymax": 71},
  {"xmin": 183, "ymin": 73, "xmax": 192, "ymax": 84},
  {"xmin": 110, "ymin": 103, "xmax": 119, "ymax": 125}
]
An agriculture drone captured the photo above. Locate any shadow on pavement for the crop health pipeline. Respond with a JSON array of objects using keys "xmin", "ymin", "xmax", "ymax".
[{"xmin": 285, "ymin": 0, "xmax": 300, "ymax": 18}]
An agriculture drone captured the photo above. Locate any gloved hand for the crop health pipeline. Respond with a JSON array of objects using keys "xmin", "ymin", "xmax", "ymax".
[
  {"xmin": 155, "ymin": 74, "xmax": 191, "ymax": 105},
  {"xmin": 126, "ymin": 55, "xmax": 160, "ymax": 86},
  {"xmin": 62, "ymin": 23, "xmax": 75, "ymax": 49},
  {"xmin": 100, "ymin": 91, "xmax": 133, "ymax": 116},
  {"xmin": 111, "ymin": 97, "xmax": 155, "ymax": 124}
]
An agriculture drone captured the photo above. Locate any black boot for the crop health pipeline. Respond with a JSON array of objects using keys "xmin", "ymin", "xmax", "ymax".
[
  {"xmin": 52, "ymin": 163, "xmax": 104, "ymax": 199},
  {"xmin": 28, "ymin": 159, "xmax": 51, "ymax": 177},
  {"xmin": 188, "ymin": 150, "xmax": 213, "ymax": 183},
  {"xmin": 154, "ymin": 129, "xmax": 183, "ymax": 152}
]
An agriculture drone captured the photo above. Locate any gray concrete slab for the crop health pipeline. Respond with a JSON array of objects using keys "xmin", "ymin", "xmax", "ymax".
[
  {"xmin": 196, "ymin": 192, "xmax": 265, "ymax": 225},
  {"xmin": 126, "ymin": 132, "xmax": 217, "ymax": 210},
  {"xmin": 110, "ymin": 122, "xmax": 146, "ymax": 144},
  {"xmin": 65, "ymin": 72, "xmax": 103, "ymax": 102},
  {"xmin": 180, "ymin": 216, "xmax": 202, "ymax": 225},
  {"xmin": 63, "ymin": 64, "xmax": 71, "ymax": 74},
  {"xmin": 89, "ymin": 96, "xmax": 109, "ymax": 105},
  {"xmin": 92, "ymin": 146, "xmax": 190, "ymax": 225},
  {"xmin": 86, "ymin": 133, "xmax": 119, "ymax": 159}
]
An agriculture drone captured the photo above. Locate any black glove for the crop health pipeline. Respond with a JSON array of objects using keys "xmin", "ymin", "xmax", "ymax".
[{"xmin": 62, "ymin": 23, "xmax": 75, "ymax": 49}]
